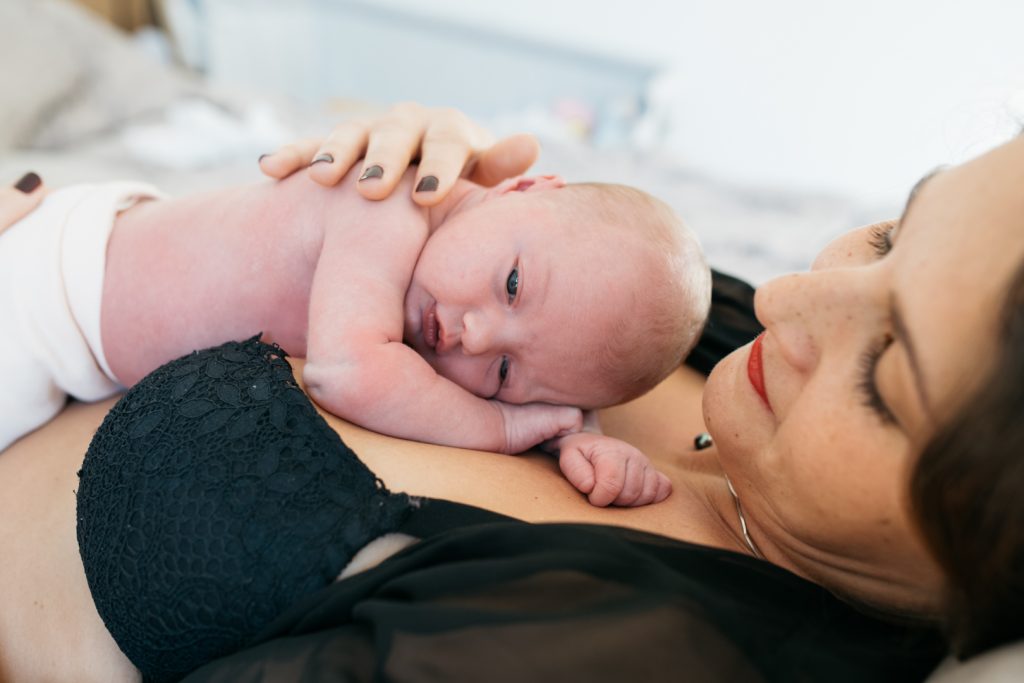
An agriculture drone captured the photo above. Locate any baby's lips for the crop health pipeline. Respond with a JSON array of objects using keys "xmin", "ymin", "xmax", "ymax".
[{"xmin": 422, "ymin": 302, "xmax": 439, "ymax": 349}]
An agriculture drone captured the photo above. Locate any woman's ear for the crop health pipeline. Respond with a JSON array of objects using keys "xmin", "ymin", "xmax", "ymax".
[{"xmin": 484, "ymin": 174, "xmax": 566, "ymax": 198}]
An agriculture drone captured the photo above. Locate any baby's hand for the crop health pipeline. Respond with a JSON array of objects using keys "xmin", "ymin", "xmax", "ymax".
[
  {"xmin": 494, "ymin": 401, "xmax": 582, "ymax": 454},
  {"xmin": 557, "ymin": 433, "xmax": 672, "ymax": 507}
]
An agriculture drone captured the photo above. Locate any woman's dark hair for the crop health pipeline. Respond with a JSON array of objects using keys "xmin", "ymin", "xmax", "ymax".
[{"xmin": 911, "ymin": 258, "xmax": 1024, "ymax": 658}]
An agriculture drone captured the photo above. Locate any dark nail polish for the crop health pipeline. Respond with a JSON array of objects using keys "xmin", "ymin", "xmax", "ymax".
[
  {"xmin": 14, "ymin": 172, "xmax": 41, "ymax": 194},
  {"xmin": 359, "ymin": 164, "xmax": 384, "ymax": 181},
  {"xmin": 311, "ymin": 153, "xmax": 334, "ymax": 166},
  {"xmin": 415, "ymin": 175, "xmax": 439, "ymax": 193},
  {"xmin": 258, "ymin": 153, "xmax": 270, "ymax": 163}
]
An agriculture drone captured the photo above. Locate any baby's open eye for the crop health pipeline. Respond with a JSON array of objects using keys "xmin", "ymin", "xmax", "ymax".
[
  {"xmin": 506, "ymin": 267, "xmax": 519, "ymax": 302},
  {"xmin": 499, "ymin": 356, "xmax": 510, "ymax": 384}
]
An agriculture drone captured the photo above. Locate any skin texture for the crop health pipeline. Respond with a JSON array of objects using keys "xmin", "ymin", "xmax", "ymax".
[
  {"xmin": 5, "ymin": 100, "xmax": 1022, "ymax": 680},
  {"xmin": 400, "ymin": 179, "xmax": 679, "ymax": 504},
  {"xmin": 101, "ymin": 168, "xmax": 687, "ymax": 504},
  {"xmin": 404, "ymin": 176, "xmax": 646, "ymax": 407},
  {"xmin": 0, "ymin": 362, "xmax": 715, "ymax": 683},
  {"xmin": 702, "ymin": 135, "xmax": 1024, "ymax": 613}
]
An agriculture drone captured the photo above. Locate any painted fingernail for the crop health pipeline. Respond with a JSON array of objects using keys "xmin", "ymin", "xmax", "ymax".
[
  {"xmin": 359, "ymin": 164, "xmax": 384, "ymax": 181},
  {"xmin": 310, "ymin": 152, "xmax": 334, "ymax": 166},
  {"xmin": 14, "ymin": 172, "xmax": 41, "ymax": 194},
  {"xmin": 415, "ymin": 175, "xmax": 439, "ymax": 193}
]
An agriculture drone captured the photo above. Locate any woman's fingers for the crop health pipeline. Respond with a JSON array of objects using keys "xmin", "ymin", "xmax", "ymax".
[
  {"xmin": 409, "ymin": 118, "xmax": 477, "ymax": 207},
  {"xmin": 0, "ymin": 172, "xmax": 47, "ymax": 235},
  {"xmin": 356, "ymin": 105, "xmax": 429, "ymax": 200},
  {"xmin": 258, "ymin": 138, "xmax": 324, "ymax": 179},
  {"xmin": 259, "ymin": 103, "xmax": 541, "ymax": 205},
  {"xmin": 468, "ymin": 133, "xmax": 541, "ymax": 188},
  {"xmin": 306, "ymin": 120, "xmax": 371, "ymax": 186},
  {"xmin": 411, "ymin": 127, "xmax": 539, "ymax": 207}
]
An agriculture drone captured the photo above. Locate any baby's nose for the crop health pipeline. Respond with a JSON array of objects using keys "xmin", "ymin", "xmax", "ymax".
[{"xmin": 460, "ymin": 311, "xmax": 494, "ymax": 356}]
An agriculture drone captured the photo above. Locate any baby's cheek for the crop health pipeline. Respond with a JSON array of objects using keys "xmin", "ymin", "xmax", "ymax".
[{"xmin": 432, "ymin": 355, "xmax": 491, "ymax": 398}]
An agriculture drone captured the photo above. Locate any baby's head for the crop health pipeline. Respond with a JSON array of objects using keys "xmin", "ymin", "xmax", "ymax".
[{"xmin": 404, "ymin": 175, "xmax": 711, "ymax": 409}]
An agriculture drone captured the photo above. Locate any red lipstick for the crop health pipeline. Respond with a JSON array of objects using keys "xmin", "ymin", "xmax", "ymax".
[{"xmin": 748, "ymin": 332, "xmax": 771, "ymax": 411}]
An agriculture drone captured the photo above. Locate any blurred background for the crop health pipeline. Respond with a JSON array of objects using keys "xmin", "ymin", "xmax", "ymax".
[{"xmin": 3, "ymin": 0, "xmax": 1023, "ymax": 282}]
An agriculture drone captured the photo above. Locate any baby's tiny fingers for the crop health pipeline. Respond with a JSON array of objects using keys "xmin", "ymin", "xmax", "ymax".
[
  {"xmin": 654, "ymin": 472, "xmax": 673, "ymax": 503},
  {"xmin": 558, "ymin": 449, "xmax": 596, "ymax": 495},
  {"xmin": 588, "ymin": 457, "xmax": 627, "ymax": 508},
  {"xmin": 631, "ymin": 467, "xmax": 663, "ymax": 507},
  {"xmin": 612, "ymin": 459, "xmax": 646, "ymax": 507}
]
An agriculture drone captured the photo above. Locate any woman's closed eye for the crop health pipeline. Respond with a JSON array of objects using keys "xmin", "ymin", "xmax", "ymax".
[
  {"xmin": 867, "ymin": 222, "xmax": 896, "ymax": 257},
  {"xmin": 857, "ymin": 221, "xmax": 899, "ymax": 425},
  {"xmin": 858, "ymin": 335, "xmax": 898, "ymax": 426}
]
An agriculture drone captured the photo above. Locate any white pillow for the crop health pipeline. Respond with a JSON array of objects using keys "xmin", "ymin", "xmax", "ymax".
[
  {"xmin": 0, "ymin": 0, "xmax": 85, "ymax": 149},
  {"xmin": 927, "ymin": 642, "xmax": 1024, "ymax": 683},
  {"xmin": 0, "ymin": 0, "xmax": 203, "ymax": 151}
]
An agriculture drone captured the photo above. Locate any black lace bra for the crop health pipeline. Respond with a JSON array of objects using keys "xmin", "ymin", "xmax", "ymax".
[{"xmin": 76, "ymin": 337, "xmax": 412, "ymax": 683}]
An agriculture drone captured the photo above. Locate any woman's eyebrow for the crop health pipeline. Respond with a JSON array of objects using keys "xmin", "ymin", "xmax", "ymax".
[
  {"xmin": 891, "ymin": 291, "xmax": 934, "ymax": 421},
  {"xmin": 898, "ymin": 166, "xmax": 945, "ymax": 226}
]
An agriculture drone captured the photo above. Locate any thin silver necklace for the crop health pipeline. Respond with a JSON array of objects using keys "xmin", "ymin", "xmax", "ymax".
[
  {"xmin": 694, "ymin": 432, "xmax": 764, "ymax": 560},
  {"xmin": 725, "ymin": 475, "xmax": 764, "ymax": 560}
]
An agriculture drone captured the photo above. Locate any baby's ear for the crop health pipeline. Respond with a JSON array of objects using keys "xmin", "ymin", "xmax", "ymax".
[{"xmin": 485, "ymin": 174, "xmax": 566, "ymax": 197}]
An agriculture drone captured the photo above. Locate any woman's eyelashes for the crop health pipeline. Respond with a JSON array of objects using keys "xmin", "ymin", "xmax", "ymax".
[
  {"xmin": 506, "ymin": 265, "xmax": 519, "ymax": 303},
  {"xmin": 867, "ymin": 222, "xmax": 896, "ymax": 257},
  {"xmin": 858, "ymin": 225, "xmax": 899, "ymax": 425},
  {"xmin": 857, "ymin": 335, "xmax": 898, "ymax": 426}
]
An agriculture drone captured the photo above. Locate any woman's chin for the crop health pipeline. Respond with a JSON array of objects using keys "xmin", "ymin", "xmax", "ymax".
[{"xmin": 702, "ymin": 347, "xmax": 771, "ymax": 458}]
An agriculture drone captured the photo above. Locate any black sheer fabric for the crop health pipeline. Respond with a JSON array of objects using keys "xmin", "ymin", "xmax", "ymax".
[
  {"xmin": 183, "ymin": 500, "xmax": 944, "ymax": 683},
  {"xmin": 76, "ymin": 337, "xmax": 412, "ymax": 683}
]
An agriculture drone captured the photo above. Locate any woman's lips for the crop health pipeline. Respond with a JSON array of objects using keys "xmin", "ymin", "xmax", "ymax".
[
  {"xmin": 423, "ymin": 302, "xmax": 439, "ymax": 350},
  {"xmin": 748, "ymin": 332, "xmax": 772, "ymax": 411}
]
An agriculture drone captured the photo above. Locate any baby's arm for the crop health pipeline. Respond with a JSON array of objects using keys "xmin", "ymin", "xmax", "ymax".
[
  {"xmin": 302, "ymin": 203, "xmax": 580, "ymax": 454},
  {"xmin": 544, "ymin": 411, "xmax": 672, "ymax": 507}
]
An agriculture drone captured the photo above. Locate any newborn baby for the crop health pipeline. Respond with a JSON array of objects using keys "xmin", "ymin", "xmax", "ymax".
[{"xmin": 0, "ymin": 168, "xmax": 709, "ymax": 505}]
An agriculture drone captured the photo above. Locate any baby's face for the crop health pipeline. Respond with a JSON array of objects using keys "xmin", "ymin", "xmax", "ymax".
[{"xmin": 403, "ymin": 193, "xmax": 643, "ymax": 406}]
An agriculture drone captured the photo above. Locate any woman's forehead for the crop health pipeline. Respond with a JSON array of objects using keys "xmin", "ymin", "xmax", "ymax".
[{"xmin": 892, "ymin": 137, "xmax": 1024, "ymax": 420}]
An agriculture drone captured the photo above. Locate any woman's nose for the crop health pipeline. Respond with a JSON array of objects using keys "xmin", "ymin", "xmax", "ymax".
[{"xmin": 754, "ymin": 266, "xmax": 883, "ymax": 372}]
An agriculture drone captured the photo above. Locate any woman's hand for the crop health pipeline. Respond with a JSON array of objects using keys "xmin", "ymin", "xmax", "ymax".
[
  {"xmin": 0, "ymin": 172, "xmax": 46, "ymax": 236},
  {"xmin": 258, "ymin": 102, "xmax": 539, "ymax": 207}
]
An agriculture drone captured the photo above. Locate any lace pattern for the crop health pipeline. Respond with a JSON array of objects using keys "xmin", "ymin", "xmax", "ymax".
[{"xmin": 76, "ymin": 336, "xmax": 411, "ymax": 683}]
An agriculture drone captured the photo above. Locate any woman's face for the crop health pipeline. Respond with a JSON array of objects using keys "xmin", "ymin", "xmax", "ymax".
[{"xmin": 702, "ymin": 136, "xmax": 1024, "ymax": 609}]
